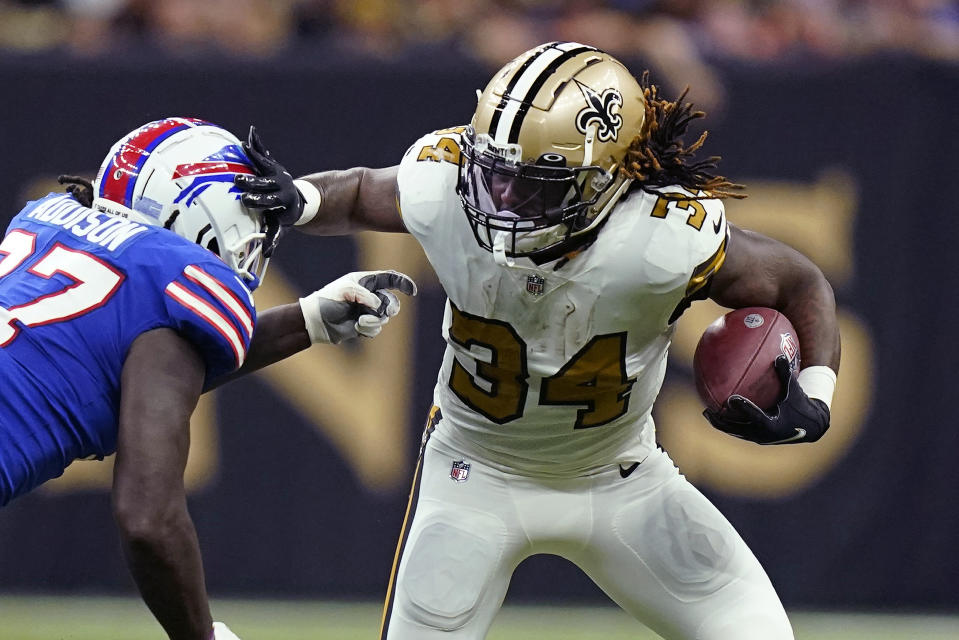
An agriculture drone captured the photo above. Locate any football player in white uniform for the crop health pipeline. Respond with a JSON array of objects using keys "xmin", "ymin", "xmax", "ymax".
[{"xmin": 236, "ymin": 42, "xmax": 840, "ymax": 640}]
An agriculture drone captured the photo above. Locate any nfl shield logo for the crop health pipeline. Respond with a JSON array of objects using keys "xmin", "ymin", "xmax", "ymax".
[
  {"xmin": 780, "ymin": 332, "xmax": 800, "ymax": 372},
  {"xmin": 450, "ymin": 460, "xmax": 471, "ymax": 482},
  {"xmin": 526, "ymin": 274, "xmax": 546, "ymax": 295}
]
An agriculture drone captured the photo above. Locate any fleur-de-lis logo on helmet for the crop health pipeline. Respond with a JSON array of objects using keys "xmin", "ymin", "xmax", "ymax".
[{"xmin": 574, "ymin": 80, "xmax": 624, "ymax": 142}]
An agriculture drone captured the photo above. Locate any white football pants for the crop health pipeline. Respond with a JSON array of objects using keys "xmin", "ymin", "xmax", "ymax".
[{"xmin": 380, "ymin": 429, "xmax": 793, "ymax": 640}]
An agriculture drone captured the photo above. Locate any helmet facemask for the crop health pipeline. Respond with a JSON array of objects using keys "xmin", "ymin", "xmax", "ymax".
[
  {"xmin": 178, "ymin": 184, "xmax": 269, "ymax": 288},
  {"xmin": 458, "ymin": 129, "xmax": 613, "ymax": 262},
  {"xmin": 459, "ymin": 42, "xmax": 646, "ymax": 265}
]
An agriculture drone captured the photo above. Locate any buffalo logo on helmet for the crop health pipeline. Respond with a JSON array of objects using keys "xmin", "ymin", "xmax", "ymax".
[
  {"xmin": 574, "ymin": 81, "xmax": 624, "ymax": 143},
  {"xmin": 450, "ymin": 460, "xmax": 471, "ymax": 482},
  {"xmin": 172, "ymin": 144, "xmax": 254, "ymax": 208}
]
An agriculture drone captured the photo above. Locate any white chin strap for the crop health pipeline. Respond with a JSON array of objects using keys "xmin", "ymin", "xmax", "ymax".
[
  {"xmin": 236, "ymin": 240, "xmax": 268, "ymax": 285},
  {"xmin": 583, "ymin": 122, "xmax": 598, "ymax": 166},
  {"xmin": 492, "ymin": 231, "xmax": 516, "ymax": 267}
]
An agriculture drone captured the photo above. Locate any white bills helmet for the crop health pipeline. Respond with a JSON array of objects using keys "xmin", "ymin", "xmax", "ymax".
[{"xmin": 92, "ymin": 117, "xmax": 269, "ymax": 288}]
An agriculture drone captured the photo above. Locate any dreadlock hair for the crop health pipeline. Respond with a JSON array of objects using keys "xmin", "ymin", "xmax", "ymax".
[
  {"xmin": 621, "ymin": 72, "xmax": 745, "ymax": 200},
  {"xmin": 58, "ymin": 175, "xmax": 95, "ymax": 208}
]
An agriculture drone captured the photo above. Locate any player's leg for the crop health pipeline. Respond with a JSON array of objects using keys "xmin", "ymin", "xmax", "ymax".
[
  {"xmin": 380, "ymin": 418, "xmax": 527, "ymax": 640},
  {"xmin": 572, "ymin": 447, "xmax": 793, "ymax": 640}
]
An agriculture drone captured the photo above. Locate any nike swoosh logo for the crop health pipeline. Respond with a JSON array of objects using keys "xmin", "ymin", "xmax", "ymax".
[
  {"xmin": 713, "ymin": 217, "xmax": 723, "ymax": 234},
  {"xmin": 619, "ymin": 462, "xmax": 640, "ymax": 478},
  {"xmin": 765, "ymin": 428, "xmax": 807, "ymax": 445}
]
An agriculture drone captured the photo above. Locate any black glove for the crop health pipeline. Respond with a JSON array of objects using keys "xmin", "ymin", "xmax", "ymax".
[
  {"xmin": 703, "ymin": 355, "xmax": 830, "ymax": 445},
  {"xmin": 234, "ymin": 126, "xmax": 306, "ymax": 256},
  {"xmin": 57, "ymin": 175, "xmax": 94, "ymax": 208}
]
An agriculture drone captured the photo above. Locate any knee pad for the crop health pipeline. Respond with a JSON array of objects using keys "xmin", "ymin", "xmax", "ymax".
[{"xmin": 398, "ymin": 516, "xmax": 505, "ymax": 630}]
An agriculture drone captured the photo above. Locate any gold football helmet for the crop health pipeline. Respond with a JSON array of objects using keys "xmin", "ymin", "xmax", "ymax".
[{"xmin": 458, "ymin": 41, "xmax": 646, "ymax": 262}]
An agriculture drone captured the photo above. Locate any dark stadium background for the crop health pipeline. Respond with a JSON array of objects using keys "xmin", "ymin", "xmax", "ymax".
[{"xmin": 1, "ymin": 0, "xmax": 958, "ymax": 624}]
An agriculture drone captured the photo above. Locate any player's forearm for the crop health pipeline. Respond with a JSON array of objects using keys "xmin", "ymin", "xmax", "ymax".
[
  {"xmin": 726, "ymin": 269, "xmax": 840, "ymax": 372},
  {"xmin": 711, "ymin": 227, "xmax": 840, "ymax": 372},
  {"xmin": 211, "ymin": 303, "xmax": 311, "ymax": 389},
  {"xmin": 116, "ymin": 505, "xmax": 213, "ymax": 640},
  {"xmin": 746, "ymin": 243, "xmax": 841, "ymax": 372},
  {"xmin": 777, "ymin": 272, "xmax": 840, "ymax": 372},
  {"xmin": 295, "ymin": 166, "xmax": 405, "ymax": 235}
]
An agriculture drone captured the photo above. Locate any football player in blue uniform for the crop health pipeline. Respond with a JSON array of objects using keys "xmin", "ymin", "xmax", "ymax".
[{"xmin": 0, "ymin": 117, "xmax": 415, "ymax": 640}]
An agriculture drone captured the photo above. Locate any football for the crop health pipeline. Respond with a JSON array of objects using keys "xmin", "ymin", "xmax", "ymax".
[{"xmin": 693, "ymin": 307, "xmax": 801, "ymax": 414}]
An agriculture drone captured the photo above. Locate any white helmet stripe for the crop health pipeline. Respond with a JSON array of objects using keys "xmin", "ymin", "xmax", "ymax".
[
  {"xmin": 492, "ymin": 42, "xmax": 596, "ymax": 145},
  {"xmin": 486, "ymin": 41, "xmax": 555, "ymax": 138}
]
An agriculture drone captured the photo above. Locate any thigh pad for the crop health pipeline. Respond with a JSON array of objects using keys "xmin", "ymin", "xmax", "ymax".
[
  {"xmin": 613, "ymin": 483, "xmax": 738, "ymax": 601},
  {"xmin": 398, "ymin": 514, "xmax": 506, "ymax": 630}
]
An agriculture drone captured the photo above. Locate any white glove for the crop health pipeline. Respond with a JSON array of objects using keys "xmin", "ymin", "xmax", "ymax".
[
  {"xmin": 298, "ymin": 270, "xmax": 417, "ymax": 344},
  {"xmin": 211, "ymin": 621, "xmax": 241, "ymax": 640}
]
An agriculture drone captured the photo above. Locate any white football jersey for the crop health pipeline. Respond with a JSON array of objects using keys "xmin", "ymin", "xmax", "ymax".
[{"xmin": 398, "ymin": 129, "xmax": 728, "ymax": 477}]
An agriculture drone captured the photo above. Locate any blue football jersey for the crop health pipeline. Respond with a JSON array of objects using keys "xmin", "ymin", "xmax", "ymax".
[{"xmin": 0, "ymin": 193, "xmax": 257, "ymax": 505}]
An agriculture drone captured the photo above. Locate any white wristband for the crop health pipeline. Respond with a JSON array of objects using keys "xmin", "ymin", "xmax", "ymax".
[
  {"xmin": 298, "ymin": 293, "xmax": 330, "ymax": 344},
  {"xmin": 798, "ymin": 365, "xmax": 837, "ymax": 410},
  {"xmin": 292, "ymin": 179, "xmax": 322, "ymax": 226}
]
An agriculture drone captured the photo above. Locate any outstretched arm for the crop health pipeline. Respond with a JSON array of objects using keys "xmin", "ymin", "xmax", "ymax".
[
  {"xmin": 113, "ymin": 267, "xmax": 415, "ymax": 635},
  {"xmin": 207, "ymin": 270, "xmax": 417, "ymax": 390},
  {"xmin": 234, "ymin": 127, "xmax": 405, "ymax": 235},
  {"xmin": 294, "ymin": 166, "xmax": 405, "ymax": 235},
  {"xmin": 226, "ymin": 301, "xmax": 309, "ymax": 379},
  {"xmin": 114, "ymin": 328, "xmax": 213, "ymax": 640}
]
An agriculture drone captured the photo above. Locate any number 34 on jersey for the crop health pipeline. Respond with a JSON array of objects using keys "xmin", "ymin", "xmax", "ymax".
[{"xmin": 447, "ymin": 303, "xmax": 636, "ymax": 430}]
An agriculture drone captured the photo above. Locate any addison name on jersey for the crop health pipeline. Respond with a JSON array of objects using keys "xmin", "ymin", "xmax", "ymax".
[{"xmin": 0, "ymin": 193, "xmax": 255, "ymax": 504}]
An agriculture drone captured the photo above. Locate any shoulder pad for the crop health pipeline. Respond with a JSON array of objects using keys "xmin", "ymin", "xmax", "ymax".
[
  {"xmin": 641, "ymin": 187, "xmax": 727, "ymax": 290},
  {"xmin": 397, "ymin": 128, "xmax": 465, "ymax": 232},
  {"xmin": 401, "ymin": 126, "xmax": 468, "ymax": 164}
]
